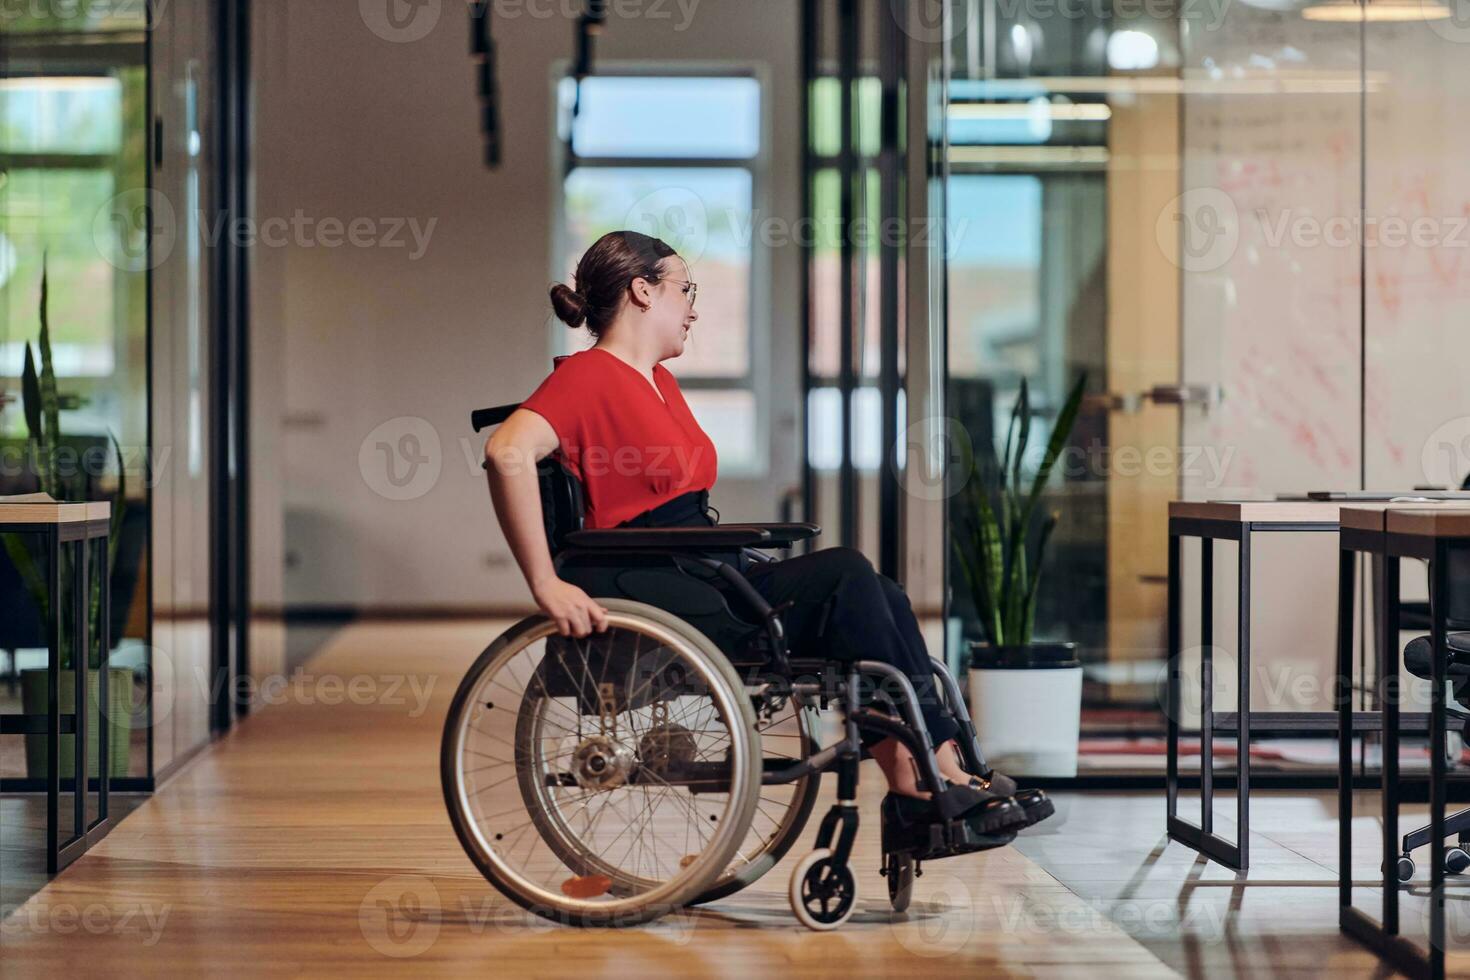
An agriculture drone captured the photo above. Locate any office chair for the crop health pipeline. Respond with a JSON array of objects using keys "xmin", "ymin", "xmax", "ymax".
[{"xmin": 1396, "ymin": 546, "xmax": 1470, "ymax": 881}]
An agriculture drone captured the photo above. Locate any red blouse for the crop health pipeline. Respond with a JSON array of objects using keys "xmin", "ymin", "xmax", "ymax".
[{"xmin": 518, "ymin": 347, "xmax": 719, "ymax": 529}]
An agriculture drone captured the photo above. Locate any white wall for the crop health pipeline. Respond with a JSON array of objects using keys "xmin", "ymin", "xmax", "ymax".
[{"xmin": 250, "ymin": 0, "xmax": 803, "ymax": 612}]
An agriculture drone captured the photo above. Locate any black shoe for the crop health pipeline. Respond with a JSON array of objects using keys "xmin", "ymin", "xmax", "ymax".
[
  {"xmin": 969, "ymin": 770, "xmax": 1055, "ymax": 828},
  {"xmin": 881, "ymin": 791, "xmax": 1018, "ymax": 859}
]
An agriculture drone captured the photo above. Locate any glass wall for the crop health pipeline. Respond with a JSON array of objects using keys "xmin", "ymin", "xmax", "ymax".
[
  {"xmin": 0, "ymin": 0, "xmax": 229, "ymax": 801},
  {"xmin": 0, "ymin": 4, "xmax": 152, "ymax": 790},
  {"xmin": 941, "ymin": 0, "xmax": 1470, "ymax": 785},
  {"xmin": 942, "ymin": 0, "xmax": 1147, "ymax": 737}
]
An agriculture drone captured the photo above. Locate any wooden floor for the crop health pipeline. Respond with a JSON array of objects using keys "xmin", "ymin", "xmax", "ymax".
[{"xmin": 0, "ymin": 621, "xmax": 1446, "ymax": 977}]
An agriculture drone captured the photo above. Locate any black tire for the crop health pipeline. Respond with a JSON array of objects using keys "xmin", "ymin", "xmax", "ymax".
[
  {"xmin": 1397, "ymin": 855, "xmax": 1416, "ymax": 882},
  {"xmin": 886, "ymin": 852, "xmax": 915, "ymax": 912},
  {"xmin": 790, "ymin": 849, "xmax": 857, "ymax": 930}
]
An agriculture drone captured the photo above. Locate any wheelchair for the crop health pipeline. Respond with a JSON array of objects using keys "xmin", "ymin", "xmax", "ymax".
[{"xmin": 442, "ymin": 402, "xmax": 1048, "ymax": 930}]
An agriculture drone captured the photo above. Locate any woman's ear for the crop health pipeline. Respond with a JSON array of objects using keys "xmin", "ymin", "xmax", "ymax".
[{"xmin": 628, "ymin": 276, "xmax": 654, "ymax": 312}]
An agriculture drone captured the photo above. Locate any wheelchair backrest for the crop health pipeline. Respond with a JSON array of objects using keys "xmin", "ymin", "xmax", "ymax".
[{"xmin": 472, "ymin": 401, "xmax": 587, "ymax": 555}]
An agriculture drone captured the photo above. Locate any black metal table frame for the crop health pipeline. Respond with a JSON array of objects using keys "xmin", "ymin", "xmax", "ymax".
[
  {"xmin": 0, "ymin": 516, "xmax": 113, "ymax": 873},
  {"xmin": 1337, "ymin": 524, "xmax": 1455, "ymax": 980},
  {"xmin": 1166, "ymin": 515, "xmax": 1340, "ymax": 871}
]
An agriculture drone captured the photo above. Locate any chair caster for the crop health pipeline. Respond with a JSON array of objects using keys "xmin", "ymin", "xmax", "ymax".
[
  {"xmin": 1447, "ymin": 846, "xmax": 1470, "ymax": 875},
  {"xmin": 1396, "ymin": 854, "xmax": 1416, "ymax": 882},
  {"xmin": 790, "ymin": 848, "xmax": 857, "ymax": 931},
  {"xmin": 882, "ymin": 852, "xmax": 915, "ymax": 912}
]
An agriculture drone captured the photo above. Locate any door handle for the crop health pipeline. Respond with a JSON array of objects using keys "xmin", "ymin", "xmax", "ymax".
[
  {"xmin": 1083, "ymin": 384, "xmax": 1224, "ymax": 415},
  {"xmin": 1146, "ymin": 384, "xmax": 1223, "ymax": 407}
]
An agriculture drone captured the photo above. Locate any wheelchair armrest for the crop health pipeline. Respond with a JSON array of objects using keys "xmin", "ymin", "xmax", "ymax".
[
  {"xmin": 562, "ymin": 526, "xmax": 773, "ymax": 549},
  {"xmin": 716, "ymin": 522, "xmax": 821, "ymax": 548},
  {"xmin": 471, "ymin": 404, "xmax": 519, "ymax": 432}
]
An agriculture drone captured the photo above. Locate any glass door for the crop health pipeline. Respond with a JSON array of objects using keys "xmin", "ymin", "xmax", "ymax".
[
  {"xmin": 148, "ymin": 0, "xmax": 222, "ymax": 778},
  {"xmin": 941, "ymin": 1, "xmax": 1167, "ymax": 774}
]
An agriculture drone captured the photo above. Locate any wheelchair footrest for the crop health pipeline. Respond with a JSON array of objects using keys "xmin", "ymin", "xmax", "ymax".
[
  {"xmin": 914, "ymin": 820, "xmax": 1016, "ymax": 861},
  {"xmin": 881, "ymin": 798, "xmax": 1017, "ymax": 861}
]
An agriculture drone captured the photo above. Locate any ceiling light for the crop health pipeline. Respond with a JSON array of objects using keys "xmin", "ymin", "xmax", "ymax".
[
  {"xmin": 1302, "ymin": 0, "xmax": 1451, "ymax": 20},
  {"xmin": 1106, "ymin": 30, "xmax": 1161, "ymax": 71}
]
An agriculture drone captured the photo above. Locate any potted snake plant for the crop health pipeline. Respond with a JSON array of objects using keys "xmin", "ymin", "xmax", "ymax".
[
  {"xmin": 1, "ymin": 260, "xmax": 132, "ymax": 780},
  {"xmin": 952, "ymin": 374, "xmax": 1086, "ymax": 776}
]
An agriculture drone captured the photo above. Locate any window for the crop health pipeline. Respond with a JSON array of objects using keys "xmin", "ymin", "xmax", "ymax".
[
  {"xmin": 556, "ymin": 73, "xmax": 765, "ymax": 475},
  {"xmin": 805, "ymin": 77, "xmax": 898, "ymax": 475},
  {"xmin": 1, "ymin": 75, "xmax": 140, "ymax": 383}
]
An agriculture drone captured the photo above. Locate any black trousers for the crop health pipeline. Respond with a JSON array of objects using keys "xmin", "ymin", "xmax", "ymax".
[
  {"xmin": 742, "ymin": 547, "xmax": 960, "ymax": 746},
  {"xmin": 618, "ymin": 492, "xmax": 959, "ymax": 746}
]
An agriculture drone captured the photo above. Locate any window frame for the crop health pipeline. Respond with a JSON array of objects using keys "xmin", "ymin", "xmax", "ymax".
[{"xmin": 549, "ymin": 62, "xmax": 772, "ymax": 479}]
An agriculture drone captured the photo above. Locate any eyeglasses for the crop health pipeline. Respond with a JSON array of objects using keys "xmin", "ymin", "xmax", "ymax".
[{"xmin": 661, "ymin": 278, "xmax": 698, "ymax": 308}]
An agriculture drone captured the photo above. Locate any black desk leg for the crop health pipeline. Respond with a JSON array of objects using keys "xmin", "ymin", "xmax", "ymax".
[
  {"xmin": 1164, "ymin": 527, "xmax": 1244, "ymax": 870},
  {"xmin": 1238, "ymin": 527, "xmax": 1252, "ymax": 868},
  {"xmin": 1430, "ymin": 543, "xmax": 1448, "ymax": 976},
  {"xmin": 97, "ymin": 534, "xmax": 110, "ymax": 826},
  {"xmin": 1383, "ymin": 556, "xmax": 1401, "ymax": 937},
  {"xmin": 1202, "ymin": 537, "xmax": 1214, "ymax": 835},
  {"xmin": 46, "ymin": 528, "xmax": 60, "ymax": 874},
  {"xmin": 1167, "ymin": 531, "xmax": 1181, "ymax": 825},
  {"xmin": 73, "ymin": 534, "xmax": 87, "ymax": 846},
  {"xmin": 1338, "ymin": 545, "xmax": 1355, "ymax": 913}
]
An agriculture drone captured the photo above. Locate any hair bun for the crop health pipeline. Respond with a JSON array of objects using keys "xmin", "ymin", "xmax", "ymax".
[{"xmin": 549, "ymin": 282, "xmax": 588, "ymax": 329}]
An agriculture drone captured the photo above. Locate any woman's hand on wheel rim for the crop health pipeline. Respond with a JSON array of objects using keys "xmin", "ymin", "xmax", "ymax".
[{"xmin": 532, "ymin": 578, "xmax": 610, "ymax": 638}]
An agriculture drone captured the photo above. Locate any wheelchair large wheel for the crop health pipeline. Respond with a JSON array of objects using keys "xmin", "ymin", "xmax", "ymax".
[
  {"xmin": 442, "ymin": 599, "xmax": 761, "ymax": 927},
  {"xmin": 689, "ymin": 695, "xmax": 822, "ymax": 904}
]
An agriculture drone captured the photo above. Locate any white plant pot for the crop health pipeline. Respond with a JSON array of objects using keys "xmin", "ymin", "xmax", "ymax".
[{"xmin": 968, "ymin": 647, "xmax": 1084, "ymax": 778}]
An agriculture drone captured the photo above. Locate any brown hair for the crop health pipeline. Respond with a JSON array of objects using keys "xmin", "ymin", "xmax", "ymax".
[{"xmin": 549, "ymin": 230, "xmax": 677, "ymax": 337}]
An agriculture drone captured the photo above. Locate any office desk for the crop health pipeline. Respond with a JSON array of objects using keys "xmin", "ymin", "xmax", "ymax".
[
  {"xmin": 0, "ymin": 500, "xmax": 113, "ymax": 873},
  {"xmin": 1336, "ymin": 505, "xmax": 1470, "ymax": 980},
  {"xmin": 1166, "ymin": 500, "xmax": 1345, "ymax": 870}
]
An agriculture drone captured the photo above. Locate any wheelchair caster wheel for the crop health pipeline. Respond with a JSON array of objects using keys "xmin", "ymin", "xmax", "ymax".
[
  {"xmin": 1396, "ymin": 855, "xmax": 1415, "ymax": 882},
  {"xmin": 790, "ymin": 849, "xmax": 856, "ymax": 931},
  {"xmin": 1446, "ymin": 847, "xmax": 1470, "ymax": 875},
  {"xmin": 884, "ymin": 852, "xmax": 914, "ymax": 913}
]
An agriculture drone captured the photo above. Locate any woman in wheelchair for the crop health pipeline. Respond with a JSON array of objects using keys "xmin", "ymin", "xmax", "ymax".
[{"xmin": 442, "ymin": 230, "xmax": 1052, "ymax": 930}]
